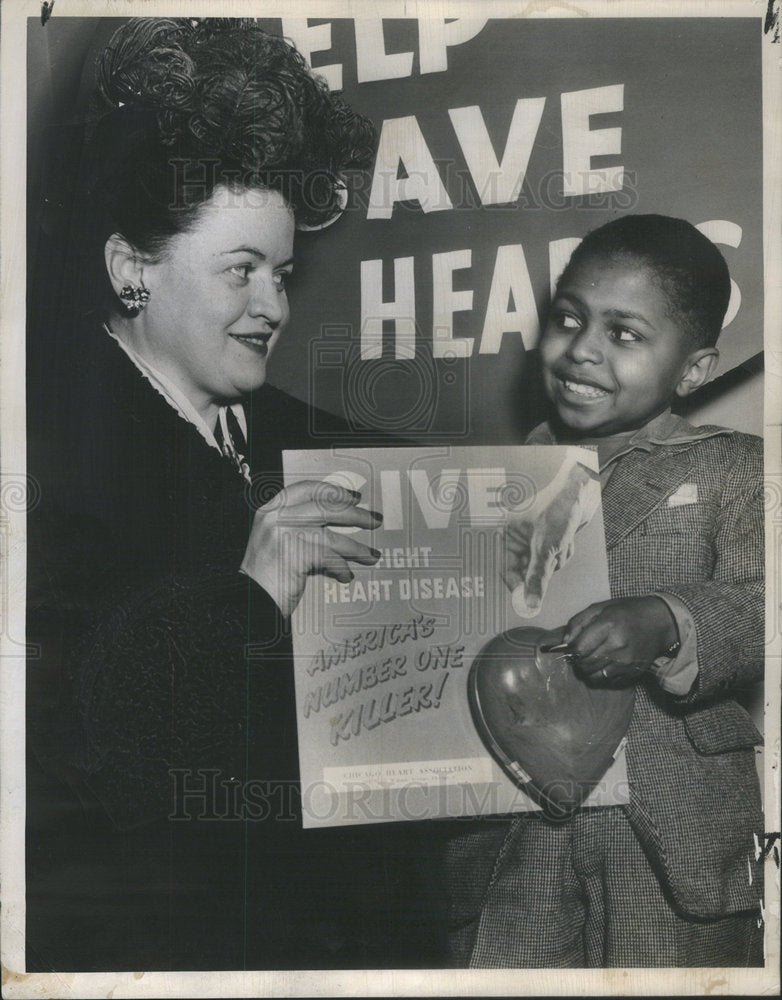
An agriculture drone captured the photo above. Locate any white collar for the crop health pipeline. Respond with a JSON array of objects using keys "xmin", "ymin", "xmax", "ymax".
[{"xmin": 104, "ymin": 323, "xmax": 248, "ymax": 453}]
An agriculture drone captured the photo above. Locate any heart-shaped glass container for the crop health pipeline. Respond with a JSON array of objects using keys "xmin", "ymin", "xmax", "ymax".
[{"xmin": 468, "ymin": 626, "xmax": 635, "ymax": 820}]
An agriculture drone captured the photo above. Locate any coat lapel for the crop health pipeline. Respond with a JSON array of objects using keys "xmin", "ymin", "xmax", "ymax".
[{"xmin": 601, "ymin": 446, "xmax": 694, "ymax": 550}]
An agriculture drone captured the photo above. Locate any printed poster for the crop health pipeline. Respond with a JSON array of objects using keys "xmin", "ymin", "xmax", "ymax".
[{"xmin": 285, "ymin": 444, "xmax": 628, "ymax": 827}]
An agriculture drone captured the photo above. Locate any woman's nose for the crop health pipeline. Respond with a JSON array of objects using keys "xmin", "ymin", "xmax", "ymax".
[
  {"xmin": 565, "ymin": 324, "xmax": 603, "ymax": 364},
  {"xmin": 247, "ymin": 272, "xmax": 285, "ymax": 325}
]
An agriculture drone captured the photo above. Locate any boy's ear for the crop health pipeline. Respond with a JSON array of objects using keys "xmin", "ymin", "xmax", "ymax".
[
  {"xmin": 104, "ymin": 233, "xmax": 147, "ymax": 299},
  {"xmin": 675, "ymin": 347, "xmax": 719, "ymax": 398}
]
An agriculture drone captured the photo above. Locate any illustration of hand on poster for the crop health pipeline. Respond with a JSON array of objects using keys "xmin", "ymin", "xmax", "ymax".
[{"xmin": 501, "ymin": 452, "xmax": 601, "ymax": 618}]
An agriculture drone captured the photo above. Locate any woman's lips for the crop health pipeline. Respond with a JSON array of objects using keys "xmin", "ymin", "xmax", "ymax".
[{"xmin": 229, "ymin": 332, "xmax": 272, "ymax": 356}]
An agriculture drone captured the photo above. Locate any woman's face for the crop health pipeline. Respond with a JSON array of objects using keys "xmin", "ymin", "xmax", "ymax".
[{"xmin": 129, "ymin": 185, "xmax": 294, "ymax": 420}]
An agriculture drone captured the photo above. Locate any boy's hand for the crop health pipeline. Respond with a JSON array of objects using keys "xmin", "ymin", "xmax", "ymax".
[{"xmin": 564, "ymin": 596, "xmax": 679, "ymax": 687}]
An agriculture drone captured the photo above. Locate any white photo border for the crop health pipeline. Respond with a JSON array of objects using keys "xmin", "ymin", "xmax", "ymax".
[{"xmin": 2, "ymin": 0, "xmax": 779, "ymax": 996}]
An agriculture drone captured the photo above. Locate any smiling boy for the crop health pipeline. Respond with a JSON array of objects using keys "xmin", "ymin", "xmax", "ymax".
[{"xmin": 445, "ymin": 215, "xmax": 765, "ymax": 968}]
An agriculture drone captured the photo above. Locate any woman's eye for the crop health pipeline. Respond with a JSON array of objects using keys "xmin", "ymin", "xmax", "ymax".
[
  {"xmin": 229, "ymin": 263, "xmax": 253, "ymax": 280},
  {"xmin": 273, "ymin": 270, "xmax": 292, "ymax": 292}
]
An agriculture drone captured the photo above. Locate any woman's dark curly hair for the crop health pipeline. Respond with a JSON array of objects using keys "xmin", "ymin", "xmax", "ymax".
[{"xmin": 86, "ymin": 17, "xmax": 376, "ymax": 255}]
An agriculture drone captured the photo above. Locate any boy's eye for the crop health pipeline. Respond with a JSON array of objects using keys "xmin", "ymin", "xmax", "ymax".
[
  {"xmin": 552, "ymin": 310, "xmax": 581, "ymax": 331},
  {"xmin": 612, "ymin": 326, "xmax": 641, "ymax": 343}
]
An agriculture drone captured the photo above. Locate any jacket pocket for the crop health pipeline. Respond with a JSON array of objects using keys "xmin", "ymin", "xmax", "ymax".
[
  {"xmin": 684, "ymin": 700, "xmax": 762, "ymax": 754},
  {"xmin": 641, "ymin": 501, "xmax": 707, "ymax": 535}
]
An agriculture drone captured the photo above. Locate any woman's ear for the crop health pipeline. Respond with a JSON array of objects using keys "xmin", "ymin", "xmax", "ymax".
[
  {"xmin": 104, "ymin": 233, "xmax": 145, "ymax": 299},
  {"xmin": 675, "ymin": 347, "xmax": 720, "ymax": 398}
]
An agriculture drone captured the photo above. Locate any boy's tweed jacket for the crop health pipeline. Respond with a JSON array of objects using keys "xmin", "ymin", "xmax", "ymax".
[{"xmin": 443, "ymin": 417, "xmax": 764, "ymax": 960}]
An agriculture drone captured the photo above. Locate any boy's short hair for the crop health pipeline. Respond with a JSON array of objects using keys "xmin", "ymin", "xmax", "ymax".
[{"xmin": 557, "ymin": 215, "xmax": 731, "ymax": 349}]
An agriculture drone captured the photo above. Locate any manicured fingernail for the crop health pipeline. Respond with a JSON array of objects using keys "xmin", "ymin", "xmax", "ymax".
[
  {"xmin": 370, "ymin": 548, "xmax": 381, "ymax": 558},
  {"xmin": 369, "ymin": 509, "xmax": 383, "ymax": 522},
  {"xmin": 348, "ymin": 489, "xmax": 361, "ymax": 499}
]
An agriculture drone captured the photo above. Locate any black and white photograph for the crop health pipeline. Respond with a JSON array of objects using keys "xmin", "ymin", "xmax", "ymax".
[{"xmin": 1, "ymin": 0, "xmax": 780, "ymax": 996}]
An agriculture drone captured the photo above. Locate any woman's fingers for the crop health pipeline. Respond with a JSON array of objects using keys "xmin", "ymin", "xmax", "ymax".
[
  {"xmin": 260, "ymin": 483, "xmax": 382, "ymax": 530},
  {"xmin": 279, "ymin": 500, "xmax": 382, "ymax": 529},
  {"xmin": 268, "ymin": 525, "xmax": 379, "ymax": 577},
  {"xmin": 245, "ymin": 479, "xmax": 384, "ymax": 615},
  {"xmin": 323, "ymin": 530, "xmax": 380, "ymax": 566},
  {"xmin": 318, "ymin": 552, "xmax": 354, "ymax": 583},
  {"xmin": 259, "ymin": 479, "xmax": 362, "ymax": 514}
]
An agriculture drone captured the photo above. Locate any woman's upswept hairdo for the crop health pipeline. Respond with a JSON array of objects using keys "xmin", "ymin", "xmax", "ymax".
[{"xmin": 86, "ymin": 17, "xmax": 376, "ymax": 253}]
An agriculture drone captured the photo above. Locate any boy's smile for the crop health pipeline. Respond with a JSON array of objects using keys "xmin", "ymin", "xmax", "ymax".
[{"xmin": 540, "ymin": 256, "xmax": 715, "ymax": 437}]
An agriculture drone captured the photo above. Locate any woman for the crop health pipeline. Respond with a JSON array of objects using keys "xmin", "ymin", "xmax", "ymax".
[{"xmin": 27, "ymin": 18, "xmax": 444, "ymax": 971}]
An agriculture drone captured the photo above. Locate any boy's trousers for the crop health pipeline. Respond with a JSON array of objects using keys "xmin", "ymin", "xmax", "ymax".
[{"xmin": 452, "ymin": 806, "xmax": 764, "ymax": 968}]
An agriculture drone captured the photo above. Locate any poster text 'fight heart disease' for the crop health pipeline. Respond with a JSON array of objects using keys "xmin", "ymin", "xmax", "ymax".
[{"xmin": 284, "ymin": 446, "xmax": 629, "ymax": 828}]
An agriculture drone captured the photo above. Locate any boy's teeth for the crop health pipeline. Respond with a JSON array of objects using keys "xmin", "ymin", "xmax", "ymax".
[{"xmin": 563, "ymin": 378, "xmax": 608, "ymax": 399}]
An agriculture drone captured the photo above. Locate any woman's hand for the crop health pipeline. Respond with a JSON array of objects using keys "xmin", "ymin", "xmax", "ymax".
[
  {"xmin": 240, "ymin": 480, "xmax": 382, "ymax": 617},
  {"xmin": 563, "ymin": 596, "xmax": 679, "ymax": 687}
]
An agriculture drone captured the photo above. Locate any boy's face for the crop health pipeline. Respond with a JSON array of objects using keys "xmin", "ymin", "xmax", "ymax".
[{"xmin": 540, "ymin": 255, "xmax": 705, "ymax": 437}]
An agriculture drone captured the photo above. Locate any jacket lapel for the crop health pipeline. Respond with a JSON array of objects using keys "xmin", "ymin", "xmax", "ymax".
[{"xmin": 601, "ymin": 446, "xmax": 694, "ymax": 550}]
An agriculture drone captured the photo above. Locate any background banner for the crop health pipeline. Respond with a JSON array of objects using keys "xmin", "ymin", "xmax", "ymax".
[{"xmin": 28, "ymin": 16, "xmax": 763, "ymax": 441}]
